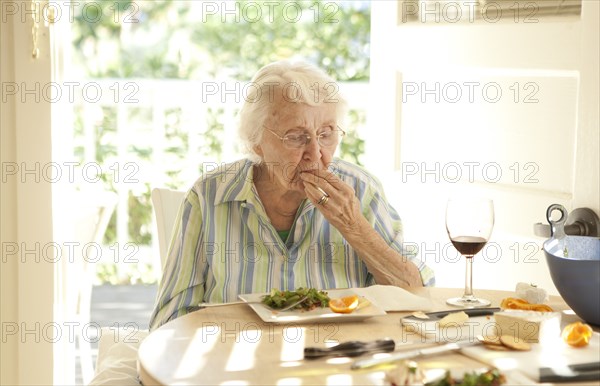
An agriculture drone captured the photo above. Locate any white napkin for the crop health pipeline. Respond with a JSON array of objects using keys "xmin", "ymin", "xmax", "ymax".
[{"xmin": 353, "ymin": 285, "xmax": 433, "ymax": 312}]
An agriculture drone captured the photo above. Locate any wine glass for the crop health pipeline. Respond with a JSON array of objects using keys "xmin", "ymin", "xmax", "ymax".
[{"xmin": 445, "ymin": 198, "xmax": 494, "ymax": 307}]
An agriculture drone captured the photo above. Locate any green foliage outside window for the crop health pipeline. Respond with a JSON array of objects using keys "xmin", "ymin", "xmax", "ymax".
[{"xmin": 71, "ymin": 0, "xmax": 370, "ymax": 284}]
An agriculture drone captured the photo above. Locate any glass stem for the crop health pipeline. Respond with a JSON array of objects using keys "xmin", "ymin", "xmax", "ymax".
[{"xmin": 463, "ymin": 257, "xmax": 474, "ymax": 298}]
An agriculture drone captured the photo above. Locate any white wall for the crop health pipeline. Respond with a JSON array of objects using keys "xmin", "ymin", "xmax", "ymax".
[
  {"xmin": 573, "ymin": 1, "xmax": 600, "ymax": 212},
  {"xmin": 368, "ymin": 1, "xmax": 599, "ymax": 294},
  {"xmin": 1, "ymin": 6, "xmax": 55, "ymax": 385}
]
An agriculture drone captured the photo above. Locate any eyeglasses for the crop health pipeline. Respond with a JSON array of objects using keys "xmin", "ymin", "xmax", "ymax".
[{"xmin": 266, "ymin": 126, "xmax": 346, "ymax": 149}]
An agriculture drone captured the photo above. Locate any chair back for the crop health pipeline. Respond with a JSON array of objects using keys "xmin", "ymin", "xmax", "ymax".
[
  {"xmin": 70, "ymin": 189, "xmax": 118, "ymax": 385},
  {"xmin": 73, "ymin": 191, "xmax": 118, "ymax": 244},
  {"xmin": 151, "ymin": 188, "xmax": 186, "ymax": 269}
]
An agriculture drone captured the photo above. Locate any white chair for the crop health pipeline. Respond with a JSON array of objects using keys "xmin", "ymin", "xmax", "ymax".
[
  {"xmin": 71, "ymin": 190, "xmax": 118, "ymax": 385},
  {"xmin": 89, "ymin": 188, "xmax": 185, "ymax": 386},
  {"xmin": 151, "ymin": 188, "xmax": 186, "ymax": 269},
  {"xmin": 89, "ymin": 327, "xmax": 149, "ymax": 386}
]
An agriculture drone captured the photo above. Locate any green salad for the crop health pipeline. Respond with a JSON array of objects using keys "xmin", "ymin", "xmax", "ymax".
[
  {"xmin": 261, "ymin": 288, "xmax": 330, "ymax": 311},
  {"xmin": 386, "ymin": 362, "xmax": 505, "ymax": 386},
  {"xmin": 429, "ymin": 369, "xmax": 506, "ymax": 386}
]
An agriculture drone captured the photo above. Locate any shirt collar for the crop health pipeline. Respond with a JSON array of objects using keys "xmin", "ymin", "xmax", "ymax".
[
  {"xmin": 213, "ymin": 159, "xmax": 256, "ymax": 206},
  {"xmin": 213, "ymin": 159, "xmax": 320, "ymax": 218}
]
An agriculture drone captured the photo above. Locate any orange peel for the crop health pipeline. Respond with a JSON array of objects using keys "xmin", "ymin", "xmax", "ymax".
[
  {"xmin": 328, "ymin": 295, "xmax": 359, "ymax": 314},
  {"xmin": 500, "ymin": 297, "xmax": 553, "ymax": 312},
  {"xmin": 562, "ymin": 321, "xmax": 593, "ymax": 347}
]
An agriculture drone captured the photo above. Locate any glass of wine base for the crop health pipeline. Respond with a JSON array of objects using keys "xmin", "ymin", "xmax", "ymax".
[{"xmin": 445, "ymin": 198, "xmax": 494, "ymax": 308}]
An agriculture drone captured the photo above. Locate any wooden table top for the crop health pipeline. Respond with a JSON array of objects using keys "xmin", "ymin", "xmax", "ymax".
[{"xmin": 138, "ymin": 287, "xmax": 596, "ymax": 386}]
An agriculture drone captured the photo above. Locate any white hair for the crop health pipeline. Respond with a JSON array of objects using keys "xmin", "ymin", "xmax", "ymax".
[{"xmin": 238, "ymin": 60, "xmax": 347, "ymax": 163}]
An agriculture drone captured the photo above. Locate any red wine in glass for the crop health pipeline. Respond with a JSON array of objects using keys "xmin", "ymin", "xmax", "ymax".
[
  {"xmin": 446, "ymin": 198, "xmax": 494, "ymax": 307},
  {"xmin": 451, "ymin": 236, "xmax": 487, "ymax": 257}
]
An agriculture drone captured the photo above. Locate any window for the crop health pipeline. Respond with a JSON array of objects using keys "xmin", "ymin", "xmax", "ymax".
[{"xmin": 69, "ymin": 0, "xmax": 371, "ymax": 283}]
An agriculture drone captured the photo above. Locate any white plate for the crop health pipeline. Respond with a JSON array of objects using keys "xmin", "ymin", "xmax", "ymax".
[{"xmin": 238, "ymin": 289, "xmax": 387, "ymax": 324}]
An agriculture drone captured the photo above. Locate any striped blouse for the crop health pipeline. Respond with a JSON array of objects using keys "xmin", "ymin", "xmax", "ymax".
[{"xmin": 149, "ymin": 158, "xmax": 435, "ymax": 329}]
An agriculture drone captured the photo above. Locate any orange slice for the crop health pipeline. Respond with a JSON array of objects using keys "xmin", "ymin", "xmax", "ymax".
[
  {"xmin": 562, "ymin": 321, "xmax": 593, "ymax": 347},
  {"xmin": 500, "ymin": 297, "xmax": 553, "ymax": 312},
  {"xmin": 328, "ymin": 295, "xmax": 359, "ymax": 314}
]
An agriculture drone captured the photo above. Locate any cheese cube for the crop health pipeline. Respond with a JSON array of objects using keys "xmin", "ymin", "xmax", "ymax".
[{"xmin": 493, "ymin": 310, "xmax": 561, "ymax": 343}]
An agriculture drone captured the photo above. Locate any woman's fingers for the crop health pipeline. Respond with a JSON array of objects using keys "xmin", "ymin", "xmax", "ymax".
[
  {"xmin": 310, "ymin": 168, "xmax": 341, "ymax": 186},
  {"xmin": 303, "ymin": 182, "xmax": 328, "ymax": 206},
  {"xmin": 300, "ymin": 170, "xmax": 360, "ymax": 229},
  {"xmin": 301, "ymin": 176, "xmax": 336, "ymax": 207},
  {"xmin": 300, "ymin": 169, "xmax": 351, "ymax": 198}
]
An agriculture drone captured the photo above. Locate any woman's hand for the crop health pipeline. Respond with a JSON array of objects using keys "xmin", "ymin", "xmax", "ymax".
[
  {"xmin": 300, "ymin": 168, "xmax": 424, "ymax": 288},
  {"xmin": 299, "ymin": 169, "xmax": 367, "ymax": 234}
]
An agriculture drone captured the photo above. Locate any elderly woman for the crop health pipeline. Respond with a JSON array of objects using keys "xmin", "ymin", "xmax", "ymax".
[{"xmin": 149, "ymin": 61, "xmax": 434, "ymax": 329}]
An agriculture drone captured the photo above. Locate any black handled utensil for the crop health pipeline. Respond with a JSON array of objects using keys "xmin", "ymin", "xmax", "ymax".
[
  {"xmin": 540, "ymin": 362, "xmax": 600, "ymax": 383},
  {"xmin": 351, "ymin": 339, "xmax": 480, "ymax": 370},
  {"xmin": 401, "ymin": 307, "xmax": 501, "ymax": 322},
  {"xmin": 304, "ymin": 338, "xmax": 395, "ymax": 359}
]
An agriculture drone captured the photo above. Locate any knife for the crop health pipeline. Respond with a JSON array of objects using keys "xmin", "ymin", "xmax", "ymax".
[
  {"xmin": 304, "ymin": 338, "xmax": 396, "ymax": 359},
  {"xmin": 351, "ymin": 339, "xmax": 480, "ymax": 370},
  {"xmin": 401, "ymin": 307, "xmax": 501, "ymax": 322}
]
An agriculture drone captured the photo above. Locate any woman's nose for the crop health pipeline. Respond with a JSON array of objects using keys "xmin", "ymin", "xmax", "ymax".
[{"xmin": 303, "ymin": 137, "xmax": 322, "ymax": 161}]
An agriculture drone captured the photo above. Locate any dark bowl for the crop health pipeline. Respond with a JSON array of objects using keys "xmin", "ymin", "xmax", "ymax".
[{"xmin": 544, "ymin": 236, "xmax": 600, "ymax": 326}]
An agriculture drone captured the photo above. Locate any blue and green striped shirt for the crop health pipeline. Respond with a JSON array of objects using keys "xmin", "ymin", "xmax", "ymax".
[{"xmin": 149, "ymin": 158, "xmax": 434, "ymax": 329}]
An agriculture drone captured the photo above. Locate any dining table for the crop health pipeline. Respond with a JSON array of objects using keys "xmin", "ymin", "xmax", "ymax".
[{"xmin": 138, "ymin": 287, "xmax": 599, "ymax": 385}]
